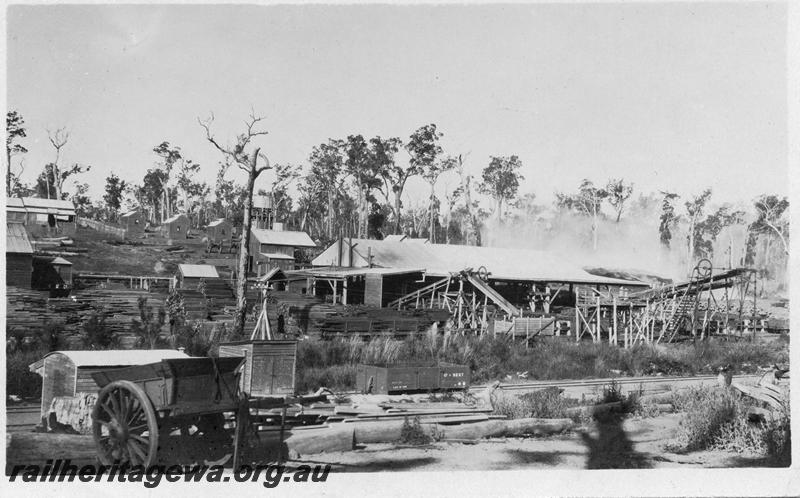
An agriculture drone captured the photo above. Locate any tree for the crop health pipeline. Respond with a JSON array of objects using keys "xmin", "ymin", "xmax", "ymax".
[
  {"xmin": 308, "ymin": 139, "xmax": 345, "ymax": 240},
  {"xmin": 343, "ymin": 135, "xmax": 385, "ymax": 239},
  {"xmin": 453, "ymin": 154, "xmax": 480, "ymax": 246},
  {"xmin": 694, "ymin": 205, "xmax": 745, "ymax": 261},
  {"xmin": 658, "ymin": 191, "xmax": 680, "ymax": 249},
  {"xmin": 684, "ymin": 189, "xmax": 712, "ymax": 272},
  {"xmin": 556, "ymin": 179, "xmax": 608, "ymax": 251},
  {"xmin": 71, "ymin": 182, "xmax": 93, "ymax": 217},
  {"xmin": 407, "ymin": 124, "xmax": 446, "ymax": 242},
  {"xmin": 36, "ymin": 161, "xmax": 91, "ymax": 200},
  {"xmin": 46, "ymin": 127, "xmax": 70, "ymax": 200},
  {"xmin": 268, "ymin": 162, "xmax": 301, "ymax": 225},
  {"xmin": 152, "ymin": 141, "xmax": 183, "ymax": 222},
  {"xmin": 478, "ymin": 155, "xmax": 524, "ymax": 223},
  {"xmin": 752, "ymin": 195, "xmax": 789, "ymax": 256},
  {"xmin": 6, "ymin": 111, "xmax": 28, "ymax": 196},
  {"xmin": 199, "ymin": 111, "xmax": 272, "ymax": 339},
  {"xmin": 132, "ymin": 297, "xmax": 167, "ymax": 349},
  {"xmin": 605, "ymin": 178, "xmax": 633, "ymax": 223},
  {"xmin": 376, "ymin": 136, "xmax": 414, "ymax": 234},
  {"xmin": 104, "ymin": 174, "xmax": 128, "ymax": 222}
]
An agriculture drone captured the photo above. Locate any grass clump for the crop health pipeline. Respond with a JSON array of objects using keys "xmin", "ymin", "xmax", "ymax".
[
  {"xmin": 492, "ymin": 387, "xmax": 582, "ymax": 421},
  {"xmin": 399, "ymin": 416, "xmax": 433, "ymax": 445},
  {"xmin": 669, "ymin": 385, "xmax": 791, "ymax": 465}
]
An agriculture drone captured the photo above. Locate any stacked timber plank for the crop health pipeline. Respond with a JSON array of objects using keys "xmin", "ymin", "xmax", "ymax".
[
  {"xmin": 266, "ymin": 291, "xmax": 450, "ymax": 339},
  {"xmin": 5, "ymin": 286, "xmax": 167, "ymax": 346}
]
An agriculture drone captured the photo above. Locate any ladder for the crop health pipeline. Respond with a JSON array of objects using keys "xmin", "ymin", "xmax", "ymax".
[{"xmin": 658, "ymin": 281, "xmax": 700, "ymax": 343}]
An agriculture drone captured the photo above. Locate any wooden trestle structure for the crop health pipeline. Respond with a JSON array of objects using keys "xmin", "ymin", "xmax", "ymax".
[
  {"xmin": 388, "ymin": 261, "xmax": 762, "ymax": 347},
  {"xmin": 574, "ymin": 262, "xmax": 761, "ymax": 347}
]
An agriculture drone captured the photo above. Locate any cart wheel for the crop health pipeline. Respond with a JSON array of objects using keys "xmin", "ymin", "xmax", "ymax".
[{"xmin": 92, "ymin": 380, "xmax": 159, "ymax": 467}]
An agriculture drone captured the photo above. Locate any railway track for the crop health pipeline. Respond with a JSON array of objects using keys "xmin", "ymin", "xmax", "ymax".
[{"xmin": 472, "ymin": 373, "xmax": 763, "ymax": 398}]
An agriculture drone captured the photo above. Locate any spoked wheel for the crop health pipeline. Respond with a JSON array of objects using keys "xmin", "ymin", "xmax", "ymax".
[
  {"xmin": 92, "ymin": 380, "xmax": 159, "ymax": 467},
  {"xmin": 694, "ymin": 258, "xmax": 713, "ymax": 279}
]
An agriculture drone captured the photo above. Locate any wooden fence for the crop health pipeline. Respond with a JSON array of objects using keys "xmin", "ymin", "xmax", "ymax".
[{"xmin": 77, "ymin": 218, "xmax": 127, "ymax": 239}]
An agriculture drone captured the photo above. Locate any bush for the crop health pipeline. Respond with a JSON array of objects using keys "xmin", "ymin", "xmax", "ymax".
[
  {"xmin": 399, "ymin": 416, "xmax": 432, "ymax": 445},
  {"xmin": 671, "ymin": 386, "xmax": 742, "ymax": 451},
  {"xmin": 492, "ymin": 387, "xmax": 582, "ymax": 420}
]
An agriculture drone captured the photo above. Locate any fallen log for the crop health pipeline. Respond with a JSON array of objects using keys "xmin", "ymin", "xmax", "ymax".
[
  {"xmin": 347, "ymin": 416, "xmax": 574, "ymax": 445},
  {"xmin": 565, "ymin": 402, "xmax": 623, "ymax": 418},
  {"xmin": 638, "ymin": 391, "xmax": 674, "ymax": 405},
  {"xmin": 6, "ymin": 433, "xmax": 97, "ymax": 467}
]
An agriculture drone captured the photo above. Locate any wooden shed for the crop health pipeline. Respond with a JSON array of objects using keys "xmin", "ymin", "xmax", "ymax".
[
  {"xmin": 207, "ymin": 218, "xmax": 233, "ymax": 242},
  {"xmin": 6, "ymin": 222, "xmax": 33, "ymax": 288},
  {"xmin": 161, "ymin": 213, "xmax": 189, "ymax": 239},
  {"xmin": 120, "ymin": 208, "xmax": 145, "ymax": 235},
  {"xmin": 178, "ymin": 263, "xmax": 220, "ymax": 289},
  {"xmin": 32, "ymin": 256, "xmax": 73, "ymax": 291},
  {"xmin": 218, "ymin": 340, "xmax": 297, "ymax": 396},
  {"xmin": 29, "ymin": 349, "xmax": 189, "ymax": 418}
]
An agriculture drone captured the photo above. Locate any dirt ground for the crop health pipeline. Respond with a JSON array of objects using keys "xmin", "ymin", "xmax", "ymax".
[{"xmin": 293, "ymin": 413, "xmax": 776, "ymax": 472}]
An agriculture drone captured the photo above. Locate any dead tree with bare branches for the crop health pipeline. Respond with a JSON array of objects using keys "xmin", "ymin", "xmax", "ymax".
[
  {"xmin": 47, "ymin": 127, "xmax": 70, "ymax": 200},
  {"xmin": 199, "ymin": 111, "xmax": 271, "ymax": 339}
]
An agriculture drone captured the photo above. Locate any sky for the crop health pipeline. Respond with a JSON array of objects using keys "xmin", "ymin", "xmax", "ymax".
[{"xmin": 5, "ymin": 2, "xmax": 789, "ymax": 209}]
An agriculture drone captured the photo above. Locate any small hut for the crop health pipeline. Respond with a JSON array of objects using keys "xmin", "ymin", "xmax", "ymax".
[
  {"xmin": 120, "ymin": 208, "xmax": 145, "ymax": 236},
  {"xmin": 29, "ymin": 349, "xmax": 189, "ymax": 418},
  {"xmin": 31, "ymin": 256, "xmax": 73, "ymax": 291},
  {"xmin": 6, "ymin": 223, "xmax": 33, "ymax": 288},
  {"xmin": 178, "ymin": 263, "xmax": 220, "ymax": 289},
  {"xmin": 162, "ymin": 213, "xmax": 189, "ymax": 239},
  {"xmin": 207, "ymin": 218, "xmax": 233, "ymax": 243}
]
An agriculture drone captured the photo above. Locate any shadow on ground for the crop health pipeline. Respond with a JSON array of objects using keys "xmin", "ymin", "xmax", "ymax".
[{"xmin": 580, "ymin": 412, "xmax": 652, "ymax": 469}]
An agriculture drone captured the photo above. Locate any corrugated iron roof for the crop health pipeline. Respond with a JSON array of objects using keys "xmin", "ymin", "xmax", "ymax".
[
  {"xmin": 32, "ymin": 349, "xmax": 189, "ymax": 369},
  {"xmin": 257, "ymin": 267, "xmax": 286, "ymax": 282},
  {"xmin": 251, "ymin": 228, "xmax": 316, "ymax": 248},
  {"xmin": 6, "ymin": 223, "xmax": 34, "ymax": 254},
  {"xmin": 49, "ymin": 257, "xmax": 73, "ymax": 266},
  {"xmin": 21, "ymin": 197, "xmax": 76, "ymax": 215},
  {"xmin": 178, "ymin": 264, "xmax": 220, "ymax": 278},
  {"xmin": 259, "ymin": 252, "xmax": 295, "ymax": 260},
  {"xmin": 290, "ymin": 267, "xmax": 425, "ymax": 278},
  {"xmin": 312, "ymin": 239, "xmax": 649, "ymax": 287},
  {"xmin": 6, "ymin": 197, "xmax": 26, "ymax": 212}
]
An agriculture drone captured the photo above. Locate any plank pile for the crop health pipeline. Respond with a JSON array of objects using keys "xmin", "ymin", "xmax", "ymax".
[
  {"xmin": 5, "ymin": 286, "xmax": 166, "ymax": 345},
  {"xmin": 266, "ymin": 291, "xmax": 451, "ymax": 339}
]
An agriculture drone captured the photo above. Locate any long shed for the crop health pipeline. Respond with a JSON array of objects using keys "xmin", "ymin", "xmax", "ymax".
[{"xmin": 29, "ymin": 349, "xmax": 189, "ymax": 418}]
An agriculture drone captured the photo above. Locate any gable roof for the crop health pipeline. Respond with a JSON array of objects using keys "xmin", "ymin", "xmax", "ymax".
[
  {"xmin": 6, "ymin": 223, "xmax": 33, "ymax": 254},
  {"xmin": 31, "ymin": 349, "xmax": 189, "ymax": 371},
  {"xmin": 6, "ymin": 197, "xmax": 26, "ymax": 212},
  {"xmin": 312, "ymin": 238, "xmax": 649, "ymax": 287},
  {"xmin": 251, "ymin": 228, "xmax": 316, "ymax": 248},
  {"xmin": 178, "ymin": 264, "xmax": 219, "ymax": 279},
  {"xmin": 208, "ymin": 218, "xmax": 230, "ymax": 228},
  {"xmin": 164, "ymin": 213, "xmax": 188, "ymax": 224},
  {"xmin": 20, "ymin": 197, "xmax": 76, "ymax": 215},
  {"xmin": 120, "ymin": 208, "xmax": 141, "ymax": 218}
]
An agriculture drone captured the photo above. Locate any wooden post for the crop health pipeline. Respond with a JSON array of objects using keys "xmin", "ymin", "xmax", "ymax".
[
  {"xmin": 596, "ymin": 296, "xmax": 601, "ymax": 343},
  {"xmin": 612, "ymin": 297, "xmax": 617, "ymax": 345},
  {"xmin": 343, "ymin": 277, "xmax": 348, "ymax": 305}
]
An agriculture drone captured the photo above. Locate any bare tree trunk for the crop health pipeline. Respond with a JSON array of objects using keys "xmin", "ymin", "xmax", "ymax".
[
  {"xmin": 394, "ymin": 192, "xmax": 403, "ymax": 235},
  {"xmin": 233, "ymin": 159, "xmax": 258, "ymax": 338},
  {"xmin": 429, "ymin": 182, "xmax": 436, "ymax": 243}
]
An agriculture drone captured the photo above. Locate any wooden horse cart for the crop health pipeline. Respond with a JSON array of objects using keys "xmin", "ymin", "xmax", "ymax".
[
  {"xmin": 91, "ymin": 357, "xmax": 254, "ymax": 468},
  {"xmin": 91, "ymin": 347, "xmax": 319, "ymax": 469}
]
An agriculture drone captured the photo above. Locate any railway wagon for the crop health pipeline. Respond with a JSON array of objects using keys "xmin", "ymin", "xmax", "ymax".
[{"xmin": 356, "ymin": 362, "xmax": 470, "ymax": 394}]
